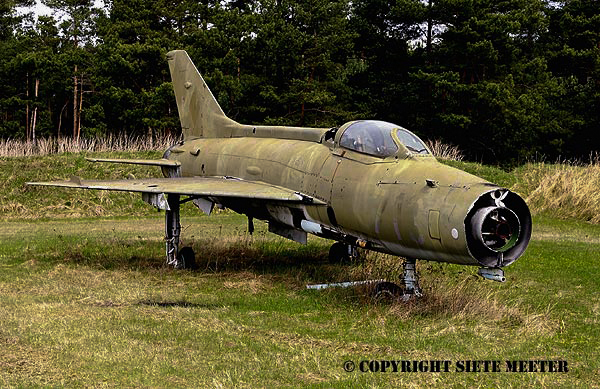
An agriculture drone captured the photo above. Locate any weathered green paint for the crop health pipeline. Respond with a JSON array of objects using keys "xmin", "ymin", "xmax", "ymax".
[
  {"xmin": 29, "ymin": 176, "xmax": 322, "ymax": 204},
  {"xmin": 29, "ymin": 50, "xmax": 532, "ymax": 270},
  {"xmin": 162, "ymin": 50, "xmax": 531, "ymax": 268}
]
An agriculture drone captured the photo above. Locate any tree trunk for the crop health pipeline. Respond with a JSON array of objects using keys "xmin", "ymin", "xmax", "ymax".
[
  {"xmin": 426, "ymin": 0, "xmax": 433, "ymax": 59},
  {"xmin": 73, "ymin": 65, "xmax": 78, "ymax": 140},
  {"xmin": 58, "ymin": 100, "xmax": 69, "ymax": 138},
  {"xmin": 26, "ymin": 72, "xmax": 30, "ymax": 141},
  {"xmin": 78, "ymin": 73, "xmax": 84, "ymax": 140},
  {"xmin": 32, "ymin": 78, "xmax": 39, "ymax": 144}
]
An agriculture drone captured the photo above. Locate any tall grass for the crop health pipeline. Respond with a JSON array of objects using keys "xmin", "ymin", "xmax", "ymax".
[
  {"xmin": 348, "ymin": 251, "xmax": 555, "ymax": 333},
  {"xmin": 2, "ymin": 134, "xmax": 464, "ymax": 161},
  {"xmin": 514, "ymin": 157, "xmax": 600, "ymax": 223},
  {"xmin": 2, "ymin": 135, "xmax": 465, "ymax": 159},
  {"xmin": 0, "ymin": 134, "xmax": 179, "ymax": 157},
  {"xmin": 425, "ymin": 139, "xmax": 464, "ymax": 161}
]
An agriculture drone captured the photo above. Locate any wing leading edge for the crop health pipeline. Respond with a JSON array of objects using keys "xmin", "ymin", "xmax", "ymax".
[{"xmin": 27, "ymin": 176, "xmax": 326, "ymax": 205}]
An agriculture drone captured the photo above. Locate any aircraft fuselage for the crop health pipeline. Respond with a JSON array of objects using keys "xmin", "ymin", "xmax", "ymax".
[{"xmin": 166, "ymin": 133, "xmax": 530, "ymax": 268}]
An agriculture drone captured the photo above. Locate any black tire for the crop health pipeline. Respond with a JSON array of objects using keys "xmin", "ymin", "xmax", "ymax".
[
  {"xmin": 372, "ymin": 282, "xmax": 404, "ymax": 303},
  {"xmin": 328, "ymin": 242, "xmax": 349, "ymax": 263},
  {"xmin": 177, "ymin": 246, "xmax": 197, "ymax": 270}
]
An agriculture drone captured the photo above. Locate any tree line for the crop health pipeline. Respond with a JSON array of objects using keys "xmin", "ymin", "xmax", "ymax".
[{"xmin": 1, "ymin": 0, "xmax": 598, "ymax": 163}]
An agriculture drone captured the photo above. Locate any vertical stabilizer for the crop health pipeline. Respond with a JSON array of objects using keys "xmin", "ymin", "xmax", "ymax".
[{"xmin": 167, "ymin": 50, "xmax": 239, "ymax": 139}]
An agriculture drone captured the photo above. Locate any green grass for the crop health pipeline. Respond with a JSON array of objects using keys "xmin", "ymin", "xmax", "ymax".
[
  {"xmin": 1, "ymin": 213, "xmax": 598, "ymax": 387},
  {"xmin": 1, "ymin": 152, "xmax": 599, "ymax": 387},
  {"xmin": 1, "ymin": 152, "xmax": 166, "ymax": 219}
]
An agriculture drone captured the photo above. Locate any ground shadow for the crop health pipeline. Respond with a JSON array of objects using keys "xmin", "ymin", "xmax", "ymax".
[{"xmin": 137, "ymin": 300, "xmax": 232, "ymax": 309}]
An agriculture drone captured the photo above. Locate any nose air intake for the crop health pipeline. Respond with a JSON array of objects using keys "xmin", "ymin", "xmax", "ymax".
[
  {"xmin": 465, "ymin": 189, "xmax": 532, "ymax": 268},
  {"xmin": 472, "ymin": 206, "xmax": 520, "ymax": 252}
]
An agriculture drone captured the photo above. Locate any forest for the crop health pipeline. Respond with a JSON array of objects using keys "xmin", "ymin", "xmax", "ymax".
[{"xmin": 0, "ymin": 0, "xmax": 598, "ymax": 164}]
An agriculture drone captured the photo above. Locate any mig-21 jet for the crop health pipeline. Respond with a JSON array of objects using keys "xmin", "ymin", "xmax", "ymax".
[{"xmin": 28, "ymin": 50, "xmax": 532, "ymax": 296}]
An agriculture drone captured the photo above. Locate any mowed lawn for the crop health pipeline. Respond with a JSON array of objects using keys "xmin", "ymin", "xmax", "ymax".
[{"xmin": 1, "ymin": 213, "xmax": 599, "ymax": 388}]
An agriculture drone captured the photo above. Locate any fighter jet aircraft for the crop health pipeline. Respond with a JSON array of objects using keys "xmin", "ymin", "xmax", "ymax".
[{"xmin": 28, "ymin": 50, "xmax": 532, "ymax": 296}]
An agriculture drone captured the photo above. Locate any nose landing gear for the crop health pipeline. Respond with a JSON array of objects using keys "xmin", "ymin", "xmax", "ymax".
[{"xmin": 373, "ymin": 258, "xmax": 422, "ymax": 302}]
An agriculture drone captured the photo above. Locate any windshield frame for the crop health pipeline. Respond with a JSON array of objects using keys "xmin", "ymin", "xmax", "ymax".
[{"xmin": 393, "ymin": 127, "xmax": 431, "ymax": 156}]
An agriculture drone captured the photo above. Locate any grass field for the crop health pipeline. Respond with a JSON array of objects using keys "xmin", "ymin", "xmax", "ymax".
[
  {"xmin": 1, "ymin": 214, "xmax": 599, "ymax": 387},
  {"xmin": 1, "ymin": 152, "xmax": 599, "ymax": 387}
]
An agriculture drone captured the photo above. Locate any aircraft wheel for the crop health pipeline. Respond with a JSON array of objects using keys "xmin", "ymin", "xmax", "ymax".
[
  {"xmin": 177, "ymin": 246, "xmax": 197, "ymax": 270},
  {"xmin": 328, "ymin": 242, "xmax": 350, "ymax": 263},
  {"xmin": 372, "ymin": 282, "xmax": 404, "ymax": 303}
]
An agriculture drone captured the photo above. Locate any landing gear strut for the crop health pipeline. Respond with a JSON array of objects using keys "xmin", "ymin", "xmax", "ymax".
[
  {"xmin": 165, "ymin": 194, "xmax": 196, "ymax": 269},
  {"xmin": 165, "ymin": 194, "xmax": 181, "ymax": 267},
  {"xmin": 403, "ymin": 258, "xmax": 422, "ymax": 297}
]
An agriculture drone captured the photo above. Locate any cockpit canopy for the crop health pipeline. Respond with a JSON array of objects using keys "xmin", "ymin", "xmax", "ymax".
[{"xmin": 338, "ymin": 120, "xmax": 430, "ymax": 158}]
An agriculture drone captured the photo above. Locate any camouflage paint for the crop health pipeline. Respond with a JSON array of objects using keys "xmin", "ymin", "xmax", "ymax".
[
  {"xmin": 165, "ymin": 50, "xmax": 531, "ymax": 267},
  {"xmin": 29, "ymin": 50, "xmax": 532, "ymax": 270}
]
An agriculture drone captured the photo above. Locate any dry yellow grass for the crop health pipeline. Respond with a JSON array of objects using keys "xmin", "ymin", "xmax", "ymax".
[
  {"xmin": 0, "ymin": 134, "xmax": 179, "ymax": 157},
  {"xmin": 2, "ymin": 135, "xmax": 463, "ymax": 160},
  {"xmin": 349, "ymin": 252, "xmax": 556, "ymax": 337},
  {"xmin": 515, "ymin": 160, "xmax": 600, "ymax": 223},
  {"xmin": 425, "ymin": 139, "xmax": 464, "ymax": 161}
]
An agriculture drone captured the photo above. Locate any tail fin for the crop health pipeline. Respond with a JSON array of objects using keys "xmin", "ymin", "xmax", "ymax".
[{"xmin": 167, "ymin": 50, "xmax": 238, "ymax": 139}]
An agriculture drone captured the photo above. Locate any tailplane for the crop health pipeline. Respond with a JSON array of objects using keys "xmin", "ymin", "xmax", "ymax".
[{"xmin": 167, "ymin": 50, "xmax": 238, "ymax": 139}]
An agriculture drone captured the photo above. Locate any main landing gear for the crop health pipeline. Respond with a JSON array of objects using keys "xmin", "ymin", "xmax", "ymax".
[
  {"xmin": 328, "ymin": 242, "xmax": 360, "ymax": 263},
  {"xmin": 165, "ymin": 194, "xmax": 196, "ymax": 269}
]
